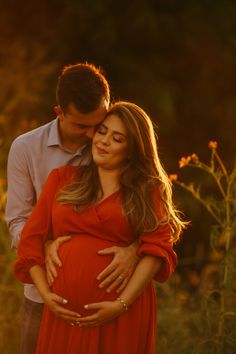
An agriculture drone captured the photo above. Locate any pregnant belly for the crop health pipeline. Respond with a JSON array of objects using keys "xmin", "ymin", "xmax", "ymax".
[{"xmin": 51, "ymin": 235, "xmax": 120, "ymax": 315}]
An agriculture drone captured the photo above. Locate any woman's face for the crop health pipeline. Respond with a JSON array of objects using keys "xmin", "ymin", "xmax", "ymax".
[{"xmin": 92, "ymin": 114, "xmax": 129, "ymax": 171}]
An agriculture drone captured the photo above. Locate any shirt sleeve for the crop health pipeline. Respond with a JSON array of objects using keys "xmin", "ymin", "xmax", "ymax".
[
  {"xmin": 137, "ymin": 187, "xmax": 177, "ymax": 283},
  {"xmin": 13, "ymin": 169, "xmax": 60, "ymax": 284},
  {"xmin": 5, "ymin": 139, "xmax": 36, "ymax": 248}
]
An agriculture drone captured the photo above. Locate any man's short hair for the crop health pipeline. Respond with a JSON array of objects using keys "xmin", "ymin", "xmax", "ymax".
[{"xmin": 56, "ymin": 63, "xmax": 110, "ymax": 113}]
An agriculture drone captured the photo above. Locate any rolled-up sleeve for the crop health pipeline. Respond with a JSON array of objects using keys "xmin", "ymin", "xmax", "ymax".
[
  {"xmin": 13, "ymin": 169, "xmax": 60, "ymax": 284},
  {"xmin": 137, "ymin": 188, "xmax": 177, "ymax": 283}
]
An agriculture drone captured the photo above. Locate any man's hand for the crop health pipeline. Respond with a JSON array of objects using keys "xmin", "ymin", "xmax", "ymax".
[
  {"xmin": 78, "ymin": 300, "xmax": 124, "ymax": 327},
  {"xmin": 42, "ymin": 291, "xmax": 81, "ymax": 325},
  {"xmin": 97, "ymin": 242, "xmax": 140, "ymax": 293},
  {"xmin": 44, "ymin": 236, "xmax": 71, "ymax": 286}
]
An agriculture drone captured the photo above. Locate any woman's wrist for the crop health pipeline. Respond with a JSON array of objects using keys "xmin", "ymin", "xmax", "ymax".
[{"xmin": 116, "ymin": 296, "xmax": 129, "ymax": 311}]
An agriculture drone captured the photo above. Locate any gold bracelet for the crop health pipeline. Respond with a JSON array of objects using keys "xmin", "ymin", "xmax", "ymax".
[{"xmin": 116, "ymin": 297, "xmax": 128, "ymax": 311}]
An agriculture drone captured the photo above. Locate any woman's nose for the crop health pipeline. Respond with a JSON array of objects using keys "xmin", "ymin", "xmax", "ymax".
[{"xmin": 101, "ymin": 134, "xmax": 110, "ymax": 145}]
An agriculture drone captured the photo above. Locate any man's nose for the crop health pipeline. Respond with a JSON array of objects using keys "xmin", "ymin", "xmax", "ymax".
[{"xmin": 85, "ymin": 127, "xmax": 96, "ymax": 139}]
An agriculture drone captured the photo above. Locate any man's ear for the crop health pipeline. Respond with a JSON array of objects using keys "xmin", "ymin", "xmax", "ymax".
[
  {"xmin": 54, "ymin": 106, "xmax": 64, "ymax": 121},
  {"xmin": 54, "ymin": 105, "xmax": 63, "ymax": 116}
]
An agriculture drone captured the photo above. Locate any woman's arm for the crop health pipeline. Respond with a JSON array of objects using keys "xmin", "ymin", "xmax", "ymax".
[
  {"xmin": 78, "ymin": 255, "xmax": 163, "ymax": 327},
  {"xmin": 14, "ymin": 169, "xmax": 60, "ymax": 284},
  {"xmin": 29, "ymin": 265, "xmax": 81, "ymax": 323},
  {"xmin": 116, "ymin": 254, "xmax": 162, "ymax": 305}
]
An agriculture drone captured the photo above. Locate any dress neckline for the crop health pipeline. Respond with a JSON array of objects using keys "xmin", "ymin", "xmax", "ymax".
[{"xmin": 94, "ymin": 190, "xmax": 120, "ymax": 208}]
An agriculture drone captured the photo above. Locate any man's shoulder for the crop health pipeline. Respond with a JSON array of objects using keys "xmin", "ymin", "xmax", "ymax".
[{"xmin": 11, "ymin": 120, "xmax": 55, "ymax": 148}]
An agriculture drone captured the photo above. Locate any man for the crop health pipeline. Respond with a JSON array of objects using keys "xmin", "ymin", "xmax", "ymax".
[{"xmin": 6, "ymin": 63, "xmax": 138, "ymax": 354}]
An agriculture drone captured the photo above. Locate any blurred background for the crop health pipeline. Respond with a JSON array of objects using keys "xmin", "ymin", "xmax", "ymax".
[{"xmin": 0, "ymin": 0, "xmax": 235, "ymax": 353}]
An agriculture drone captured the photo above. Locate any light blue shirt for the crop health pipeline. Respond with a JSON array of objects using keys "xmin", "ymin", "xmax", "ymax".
[{"xmin": 6, "ymin": 118, "xmax": 91, "ymax": 302}]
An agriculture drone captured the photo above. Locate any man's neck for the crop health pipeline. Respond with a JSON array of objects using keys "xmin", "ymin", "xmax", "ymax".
[
  {"xmin": 57, "ymin": 120, "xmax": 85, "ymax": 152},
  {"xmin": 61, "ymin": 140, "xmax": 84, "ymax": 153}
]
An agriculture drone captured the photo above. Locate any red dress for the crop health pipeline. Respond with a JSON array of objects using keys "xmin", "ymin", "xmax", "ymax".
[{"xmin": 14, "ymin": 166, "xmax": 177, "ymax": 354}]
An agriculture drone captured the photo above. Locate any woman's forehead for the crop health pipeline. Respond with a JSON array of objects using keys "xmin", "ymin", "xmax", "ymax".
[{"xmin": 102, "ymin": 114, "xmax": 127, "ymax": 135}]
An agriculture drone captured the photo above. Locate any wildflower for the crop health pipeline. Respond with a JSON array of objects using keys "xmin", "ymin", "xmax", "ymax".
[
  {"xmin": 179, "ymin": 156, "xmax": 191, "ymax": 168},
  {"xmin": 191, "ymin": 153, "xmax": 199, "ymax": 163},
  {"xmin": 208, "ymin": 141, "xmax": 218, "ymax": 150},
  {"xmin": 169, "ymin": 174, "xmax": 178, "ymax": 182}
]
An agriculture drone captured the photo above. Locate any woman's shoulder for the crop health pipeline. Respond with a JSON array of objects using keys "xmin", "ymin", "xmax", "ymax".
[
  {"xmin": 149, "ymin": 182, "xmax": 161, "ymax": 199},
  {"xmin": 150, "ymin": 183, "xmax": 166, "ymax": 215},
  {"xmin": 56, "ymin": 165, "xmax": 80, "ymax": 181},
  {"xmin": 57, "ymin": 165, "xmax": 79, "ymax": 175},
  {"xmin": 47, "ymin": 165, "xmax": 80, "ymax": 186}
]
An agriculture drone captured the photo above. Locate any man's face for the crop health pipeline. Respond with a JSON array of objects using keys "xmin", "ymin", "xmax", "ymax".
[{"xmin": 57, "ymin": 101, "xmax": 108, "ymax": 150}]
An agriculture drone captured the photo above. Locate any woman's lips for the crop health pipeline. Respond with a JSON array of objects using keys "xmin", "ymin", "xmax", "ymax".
[{"xmin": 96, "ymin": 146, "xmax": 108, "ymax": 154}]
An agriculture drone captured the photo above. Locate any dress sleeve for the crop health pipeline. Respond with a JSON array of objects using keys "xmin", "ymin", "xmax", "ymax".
[
  {"xmin": 137, "ymin": 187, "xmax": 177, "ymax": 283},
  {"xmin": 13, "ymin": 169, "xmax": 60, "ymax": 284}
]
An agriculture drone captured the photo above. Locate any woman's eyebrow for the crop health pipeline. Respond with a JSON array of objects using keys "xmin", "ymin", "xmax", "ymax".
[{"xmin": 101, "ymin": 123, "xmax": 127, "ymax": 137}]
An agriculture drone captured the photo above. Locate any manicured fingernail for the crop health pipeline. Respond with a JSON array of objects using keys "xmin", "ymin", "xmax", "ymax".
[
  {"xmin": 106, "ymin": 289, "xmax": 111, "ymax": 293},
  {"xmin": 84, "ymin": 305, "xmax": 88, "ymax": 309},
  {"xmin": 62, "ymin": 299, "xmax": 68, "ymax": 304},
  {"xmin": 99, "ymin": 284, "xmax": 103, "ymax": 288},
  {"xmin": 97, "ymin": 276, "xmax": 100, "ymax": 280}
]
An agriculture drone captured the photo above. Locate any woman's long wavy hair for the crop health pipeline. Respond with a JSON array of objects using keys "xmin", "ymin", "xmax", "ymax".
[{"xmin": 58, "ymin": 101, "xmax": 186, "ymax": 243}]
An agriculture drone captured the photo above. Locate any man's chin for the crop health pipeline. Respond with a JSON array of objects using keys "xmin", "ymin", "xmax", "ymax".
[{"xmin": 77, "ymin": 137, "xmax": 91, "ymax": 145}]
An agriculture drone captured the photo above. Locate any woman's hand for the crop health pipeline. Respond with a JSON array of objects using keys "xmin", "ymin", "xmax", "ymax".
[
  {"xmin": 78, "ymin": 300, "xmax": 125, "ymax": 327},
  {"xmin": 42, "ymin": 291, "xmax": 81, "ymax": 324}
]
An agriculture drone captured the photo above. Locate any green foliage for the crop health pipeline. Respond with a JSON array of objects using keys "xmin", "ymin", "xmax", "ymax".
[
  {"xmin": 163, "ymin": 142, "xmax": 236, "ymax": 354},
  {"xmin": 0, "ymin": 182, "xmax": 23, "ymax": 354}
]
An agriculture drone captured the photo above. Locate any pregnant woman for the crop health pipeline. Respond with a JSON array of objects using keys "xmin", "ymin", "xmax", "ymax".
[{"xmin": 14, "ymin": 101, "xmax": 185, "ymax": 354}]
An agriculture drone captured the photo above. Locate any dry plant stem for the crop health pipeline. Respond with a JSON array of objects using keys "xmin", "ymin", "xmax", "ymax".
[
  {"xmin": 217, "ymin": 190, "xmax": 231, "ymax": 349},
  {"xmin": 213, "ymin": 150, "xmax": 229, "ymax": 182},
  {"xmin": 212, "ymin": 150, "xmax": 232, "ymax": 347},
  {"xmin": 177, "ymin": 145, "xmax": 235, "ymax": 353},
  {"xmin": 209, "ymin": 151, "xmax": 228, "ymax": 200},
  {"xmin": 193, "ymin": 159, "xmax": 227, "ymax": 200},
  {"xmin": 175, "ymin": 181, "xmax": 223, "ymax": 226}
]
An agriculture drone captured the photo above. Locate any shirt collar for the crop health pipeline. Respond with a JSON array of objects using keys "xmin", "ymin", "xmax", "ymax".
[
  {"xmin": 47, "ymin": 118, "xmax": 62, "ymax": 147},
  {"xmin": 47, "ymin": 118, "xmax": 89, "ymax": 156}
]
